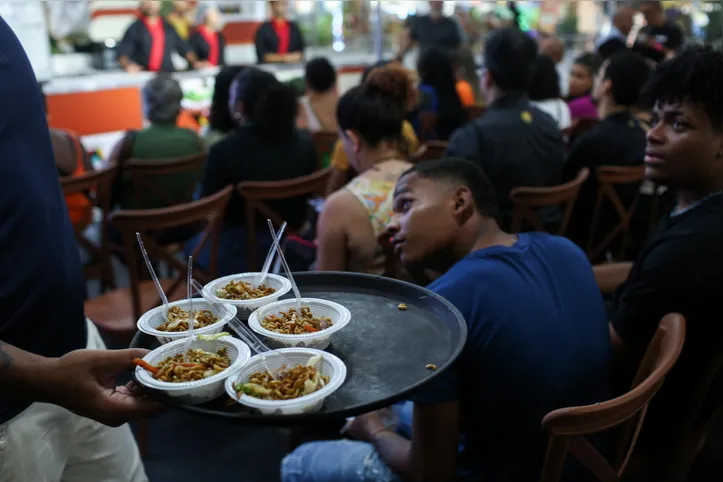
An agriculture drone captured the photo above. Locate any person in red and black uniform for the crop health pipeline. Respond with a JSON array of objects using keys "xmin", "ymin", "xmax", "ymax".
[
  {"xmin": 189, "ymin": 3, "xmax": 226, "ymax": 67},
  {"xmin": 254, "ymin": 0, "xmax": 305, "ymax": 64},
  {"xmin": 117, "ymin": 0, "xmax": 200, "ymax": 73}
]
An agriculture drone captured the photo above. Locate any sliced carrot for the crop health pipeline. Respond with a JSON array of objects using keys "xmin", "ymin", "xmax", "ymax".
[
  {"xmin": 303, "ymin": 324, "xmax": 319, "ymax": 333},
  {"xmin": 179, "ymin": 363, "xmax": 200, "ymax": 368},
  {"xmin": 133, "ymin": 358, "xmax": 158, "ymax": 374}
]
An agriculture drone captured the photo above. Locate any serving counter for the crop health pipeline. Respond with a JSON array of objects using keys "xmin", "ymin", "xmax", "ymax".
[{"xmin": 44, "ymin": 50, "xmax": 382, "ymax": 155}]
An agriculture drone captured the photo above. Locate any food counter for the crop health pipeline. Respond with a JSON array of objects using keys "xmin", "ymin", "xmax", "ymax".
[{"xmin": 44, "ymin": 49, "xmax": 383, "ymax": 155}]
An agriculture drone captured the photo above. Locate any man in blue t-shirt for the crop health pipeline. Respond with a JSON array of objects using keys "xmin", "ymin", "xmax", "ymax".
[
  {"xmin": 0, "ymin": 17, "xmax": 159, "ymax": 481},
  {"xmin": 282, "ymin": 158, "xmax": 610, "ymax": 482}
]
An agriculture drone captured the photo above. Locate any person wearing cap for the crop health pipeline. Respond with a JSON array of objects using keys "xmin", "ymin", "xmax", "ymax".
[
  {"xmin": 117, "ymin": 0, "xmax": 200, "ymax": 72},
  {"xmin": 189, "ymin": 2, "xmax": 226, "ymax": 67},
  {"xmin": 395, "ymin": 1, "xmax": 463, "ymax": 62},
  {"xmin": 254, "ymin": 0, "xmax": 305, "ymax": 64},
  {"xmin": 0, "ymin": 16, "xmax": 160, "ymax": 482}
]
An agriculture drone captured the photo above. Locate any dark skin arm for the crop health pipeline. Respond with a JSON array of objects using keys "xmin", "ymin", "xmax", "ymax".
[
  {"xmin": 349, "ymin": 402, "xmax": 459, "ymax": 482},
  {"xmin": 0, "ymin": 341, "xmax": 162, "ymax": 427}
]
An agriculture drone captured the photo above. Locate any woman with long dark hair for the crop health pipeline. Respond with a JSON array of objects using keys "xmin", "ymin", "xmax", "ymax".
[
  {"xmin": 203, "ymin": 66, "xmax": 245, "ymax": 146},
  {"xmin": 196, "ymin": 67, "xmax": 317, "ymax": 274},
  {"xmin": 416, "ymin": 46, "xmax": 468, "ymax": 140}
]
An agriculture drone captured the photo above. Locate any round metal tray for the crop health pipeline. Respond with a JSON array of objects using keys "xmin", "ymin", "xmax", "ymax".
[{"xmin": 130, "ymin": 272, "xmax": 466, "ymax": 425}]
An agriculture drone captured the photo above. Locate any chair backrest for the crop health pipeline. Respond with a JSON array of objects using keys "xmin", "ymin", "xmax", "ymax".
[
  {"xmin": 509, "ymin": 168, "xmax": 590, "ymax": 236},
  {"xmin": 237, "ymin": 168, "xmax": 331, "ymax": 270},
  {"xmin": 540, "ymin": 313, "xmax": 686, "ymax": 482},
  {"xmin": 61, "ymin": 164, "xmax": 118, "ymax": 291},
  {"xmin": 467, "ymin": 104, "xmax": 486, "ymax": 121},
  {"xmin": 312, "ymin": 131, "xmax": 339, "ymax": 169},
  {"xmin": 587, "ymin": 165, "xmax": 645, "ymax": 261},
  {"xmin": 419, "ymin": 112, "xmax": 439, "ymax": 141},
  {"xmin": 110, "ymin": 185, "xmax": 233, "ymax": 320},
  {"xmin": 125, "ymin": 152, "xmax": 207, "ymax": 208},
  {"xmin": 409, "ymin": 141, "xmax": 449, "ymax": 163}
]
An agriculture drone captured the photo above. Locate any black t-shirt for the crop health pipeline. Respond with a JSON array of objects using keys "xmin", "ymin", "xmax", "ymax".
[
  {"xmin": 200, "ymin": 126, "xmax": 318, "ymax": 229},
  {"xmin": 407, "ymin": 14, "xmax": 462, "ymax": 52},
  {"xmin": 564, "ymin": 112, "xmax": 646, "ymax": 253},
  {"xmin": 633, "ymin": 21, "xmax": 684, "ymax": 63},
  {"xmin": 612, "ymin": 193, "xmax": 723, "ymax": 451},
  {"xmin": 254, "ymin": 21, "xmax": 305, "ymax": 64},
  {"xmin": 188, "ymin": 30, "xmax": 226, "ymax": 66},
  {"xmin": 445, "ymin": 93, "xmax": 566, "ymax": 221},
  {"xmin": 116, "ymin": 19, "xmax": 191, "ymax": 72},
  {"xmin": 0, "ymin": 17, "xmax": 86, "ymax": 423}
]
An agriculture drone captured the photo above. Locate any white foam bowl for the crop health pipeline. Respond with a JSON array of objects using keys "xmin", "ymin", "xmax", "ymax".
[
  {"xmin": 135, "ymin": 337, "xmax": 251, "ymax": 405},
  {"xmin": 225, "ymin": 348, "xmax": 347, "ymax": 415},
  {"xmin": 137, "ymin": 299, "xmax": 236, "ymax": 345},
  {"xmin": 203, "ymin": 273, "xmax": 292, "ymax": 319},
  {"xmin": 248, "ymin": 298, "xmax": 351, "ymax": 350}
]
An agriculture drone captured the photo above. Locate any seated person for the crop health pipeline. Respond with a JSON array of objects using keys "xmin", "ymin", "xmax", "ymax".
[
  {"xmin": 446, "ymin": 28, "xmax": 566, "ymax": 223},
  {"xmin": 567, "ymin": 53, "xmax": 603, "ymax": 120},
  {"xmin": 529, "ymin": 54, "xmax": 572, "ymax": 130},
  {"xmin": 109, "ymin": 73, "xmax": 205, "ymax": 211},
  {"xmin": 189, "ymin": 3, "xmax": 226, "ymax": 67},
  {"xmin": 565, "ymin": 51, "xmax": 650, "ymax": 254},
  {"xmin": 609, "ymin": 46, "xmax": 723, "ymax": 456},
  {"xmin": 203, "ymin": 66, "xmax": 246, "ymax": 146},
  {"xmin": 415, "ymin": 46, "xmax": 468, "ymax": 141},
  {"xmin": 41, "ymin": 88, "xmax": 94, "ymax": 232},
  {"xmin": 283, "ymin": 158, "xmax": 610, "ymax": 482},
  {"xmin": 326, "ymin": 62, "xmax": 419, "ymax": 196},
  {"xmin": 632, "ymin": 0, "xmax": 684, "ymax": 64},
  {"xmin": 297, "ymin": 57, "xmax": 338, "ymax": 134},
  {"xmin": 316, "ymin": 66, "xmax": 413, "ymax": 275},
  {"xmin": 198, "ymin": 68, "xmax": 317, "ymax": 274}
]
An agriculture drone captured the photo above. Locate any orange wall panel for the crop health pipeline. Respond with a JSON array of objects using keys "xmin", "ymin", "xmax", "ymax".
[{"xmin": 47, "ymin": 87, "xmax": 144, "ymax": 136}]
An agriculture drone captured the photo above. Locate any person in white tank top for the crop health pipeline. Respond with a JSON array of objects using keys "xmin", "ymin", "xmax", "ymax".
[
  {"xmin": 529, "ymin": 53, "xmax": 572, "ymax": 130},
  {"xmin": 297, "ymin": 57, "xmax": 339, "ymax": 133}
]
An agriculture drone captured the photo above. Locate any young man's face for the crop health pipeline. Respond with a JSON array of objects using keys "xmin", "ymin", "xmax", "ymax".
[
  {"xmin": 389, "ymin": 173, "xmax": 463, "ymax": 269},
  {"xmin": 645, "ymin": 101, "xmax": 723, "ymax": 189}
]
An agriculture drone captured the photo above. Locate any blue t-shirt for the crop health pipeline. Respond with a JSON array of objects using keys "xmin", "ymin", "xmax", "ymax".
[
  {"xmin": 415, "ymin": 233, "xmax": 610, "ymax": 482},
  {"xmin": 0, "ymin": 18, "xmax": 86, "ymax": 423}
]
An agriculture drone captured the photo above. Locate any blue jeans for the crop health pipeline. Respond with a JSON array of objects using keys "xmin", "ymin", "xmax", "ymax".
[{"xmin": 281, "ymin": 403, "xmax": 412, "ymax": 482}]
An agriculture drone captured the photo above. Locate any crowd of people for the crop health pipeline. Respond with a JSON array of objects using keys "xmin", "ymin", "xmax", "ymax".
[{"xmin": 3, "ymin": 0, "xmax": 723, "ymax": 481}]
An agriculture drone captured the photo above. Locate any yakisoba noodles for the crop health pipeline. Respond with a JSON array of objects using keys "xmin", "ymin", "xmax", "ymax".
[
  {"xmin": 137, "ymin": 348, "xmax": 231, "ymax": 383},
  {"xmin": 260, "ymin": 306, "xmax": 333, "ymax": 334},
  {"xmin": 216, "ymin": 279, "xmax": 276, "ymax": 300},
  {"xmin": 234, "ymin": 355, "xmax": 329, "ymax": 401},
  {"xmin": 156, "ymin": 306, "xmax": 220, "ymax": 332}
]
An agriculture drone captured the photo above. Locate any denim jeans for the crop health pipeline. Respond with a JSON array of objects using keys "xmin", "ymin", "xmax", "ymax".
[{"xmin": 280, "ymin": 402, "xmax": 412, "ymax": 482}]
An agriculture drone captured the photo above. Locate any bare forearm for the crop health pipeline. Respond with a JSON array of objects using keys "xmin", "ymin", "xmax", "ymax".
[
  {"xmin": 263, "ymin": 53, "xmax": 285, "ymax": 63},
  {"xmin": 0, "ymin": 341, "xmax": 56, "ymax": 401},
  {"xmin": 284, "ymin": 52, "xmax": 303, "ymax": 63},
  {"xmin": 370, "ymin": 430, "xmax": 413, "ymax": 481}
]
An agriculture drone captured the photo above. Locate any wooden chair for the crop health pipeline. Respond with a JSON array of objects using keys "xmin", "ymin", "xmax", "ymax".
[
  {"xmin": 587, "ymin": 165, "xmax": 645, "ymax": 262},
  {"xmin": 60, "ymin": 164, "xmax": 117, "ymax": 293},
  {"xmin": 84, "ymin": 186, "xmax": 233, "ymax": 342},
  {"xmin": 409, "ymin": 141, "xmax": 448, "ymax": 163},
  {"xmin": 539, "ymin": 313, "xmax": 686, "ymax": 482},
  {"xmin": 125, "ymin": 152, "xmax": 207, "ymax": 209},
  {"xmin": 419, "ymin": 112, "xmax": 439, "ymax": 141},
  {"xmin": 312, "ymin": 131, "xmax": 339, "ymax": 169},
  {"xmin": 238, "ymin": 168, "xmax": 331, "ymax": 271},
  {"xmin": 466, "ymin": 104, "xmax": 486, "ymax": 121},
  {"xmin": 509, "ymin": 168, "xmax": 590, "ymax": 236}
]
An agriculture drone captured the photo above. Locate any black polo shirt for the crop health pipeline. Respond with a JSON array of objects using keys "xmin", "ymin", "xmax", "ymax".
[
  {"xmin": 612, "ymin": 193, "xmax": 723, "ymax": 452},
  {"xmin": 189, "ymin": 30, "xmax": 226, "ymax": 66},
  {"xmin": 445, "ymin": 93, "xmax": 566, "ymax": 220},
  {"xmin": 254, "ymin": 21, "xmax": 305, "ymax": 64},
  {"xmin": 564, "ymin": 111, "xmax": 646, "ymax": 253},
  {"xmin": 633, "ymin": 21, "xmax": 684, "ymax": 63},
  {"xmin": 0, "ymin": 17, "xmax": 86, "ymax": 423},
  {"xmin": 116, "ymin": 19, "xmax": 191, "ymax": 72},
  {"xmin": 407, "ymin": 14, "xmax": 462, "ymax": 52}
]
